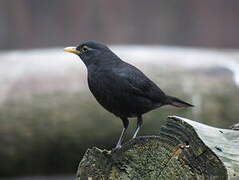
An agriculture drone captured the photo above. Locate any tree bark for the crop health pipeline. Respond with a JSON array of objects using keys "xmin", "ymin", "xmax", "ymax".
[{"xmin": 76, "ymin": 116, "xmax": 239, "ymax": 179}]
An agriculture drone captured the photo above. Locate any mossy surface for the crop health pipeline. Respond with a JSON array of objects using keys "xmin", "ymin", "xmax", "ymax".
[{"xmin": 77, "ymin": 118, "xmax": 227, "ymax": 180}]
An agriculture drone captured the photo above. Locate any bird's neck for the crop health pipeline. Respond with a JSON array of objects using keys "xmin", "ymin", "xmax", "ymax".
[{"xmin": 86, "ymin": 54, "xmax": 122, "ymax": 69}]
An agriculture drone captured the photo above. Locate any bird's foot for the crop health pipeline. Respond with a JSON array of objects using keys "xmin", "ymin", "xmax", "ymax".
[
  {"xmin": 132, "ymin": 134, "xmax": 137, "ymax": 139},
  {"xmin": 112, "ymin": 144, "xmax": 122, "ymax": 151}
]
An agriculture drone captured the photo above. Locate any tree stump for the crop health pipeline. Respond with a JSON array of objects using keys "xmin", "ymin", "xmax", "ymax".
[{"xmin": 76, "ymin": 116, "xmax": 239, "ymax": 180}]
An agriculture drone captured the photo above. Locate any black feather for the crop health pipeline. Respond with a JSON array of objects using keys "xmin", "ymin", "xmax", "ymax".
[
  {"xmin": 166, "ymin": 95, "xmax": 194, "ymax": 107},
  {"xmin": 66, "ymin": 40, "xmax": 194, "ymax": 148}
]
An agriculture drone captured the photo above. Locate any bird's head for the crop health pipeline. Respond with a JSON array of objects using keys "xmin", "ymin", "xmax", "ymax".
[{"xmin": 64, "ymin": 41, "xmax": 116, "ymax": 66}]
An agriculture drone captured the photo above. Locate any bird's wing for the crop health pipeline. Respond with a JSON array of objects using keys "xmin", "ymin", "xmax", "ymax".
[{"xmin": 112, "ymin": 63, "xmax": 166, "ymax": 101}]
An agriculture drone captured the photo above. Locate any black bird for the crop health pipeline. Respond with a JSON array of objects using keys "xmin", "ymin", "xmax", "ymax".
[{"xmin": 64, "ymin": 41, "xmax": 193, "ymax": 148}]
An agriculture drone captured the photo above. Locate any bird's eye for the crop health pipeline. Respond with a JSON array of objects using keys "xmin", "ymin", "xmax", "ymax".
[{"xmin": 82, "ymin": 46, "xmax": 89, "ymax": 52}]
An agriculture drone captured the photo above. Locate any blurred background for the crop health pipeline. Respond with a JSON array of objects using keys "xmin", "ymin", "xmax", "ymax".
[{"xmin": 1, "ymin": 0, "xmax": 239, "ymax": 179}]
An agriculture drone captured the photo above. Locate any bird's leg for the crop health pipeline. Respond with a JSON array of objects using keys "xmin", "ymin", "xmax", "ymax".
[
  {"xmin": 115, "ymin": 117, "xmax": 129, "ymax": 149},
  {"xmin": 132, "ymin": 115, "xmax": 143, "ymax": 139}
]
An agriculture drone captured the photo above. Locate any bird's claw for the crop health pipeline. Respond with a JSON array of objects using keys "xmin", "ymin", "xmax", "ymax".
[{"xmin": 112, "ymin": 145, "xmax": 122, "ymax": 151}]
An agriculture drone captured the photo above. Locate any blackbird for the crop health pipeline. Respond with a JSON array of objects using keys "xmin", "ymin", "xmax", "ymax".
[{"xmin": 64, "ymin": 41, "xmax": 193, "ymax": 148}]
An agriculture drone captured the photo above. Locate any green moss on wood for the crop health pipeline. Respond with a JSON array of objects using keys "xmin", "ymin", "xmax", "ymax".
[{"xmin": 77, "ymin": 118, "xmax": 227, "ymax": 180}]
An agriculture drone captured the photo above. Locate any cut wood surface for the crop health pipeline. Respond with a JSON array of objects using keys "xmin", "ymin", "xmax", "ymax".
[
  {"xmin": 170, "ymin": 116, "xmax": 239, "ymax": 178},
  {"xmin": 76, "ymin": 116, "xmax": 239, "ymax": 179}
]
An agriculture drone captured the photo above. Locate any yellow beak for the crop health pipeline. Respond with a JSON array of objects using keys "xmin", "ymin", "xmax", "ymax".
[{"xmin": 64, "ymin": 47, "xmax": 80, "ymax": 54}]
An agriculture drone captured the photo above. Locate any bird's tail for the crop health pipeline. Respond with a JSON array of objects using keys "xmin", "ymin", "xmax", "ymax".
[{"xmin": 166, "ymin": 95, "xmax": 194, "ymax": 107}]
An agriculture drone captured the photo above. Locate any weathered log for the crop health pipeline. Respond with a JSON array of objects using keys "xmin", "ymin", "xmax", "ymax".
[
  {"xmin": 76, "ymin": 116, "xmax": 239, "ymax": 179},
  {"xmin": 170, "ymin": 116, "xmax": 239, "ymax": 178}
]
